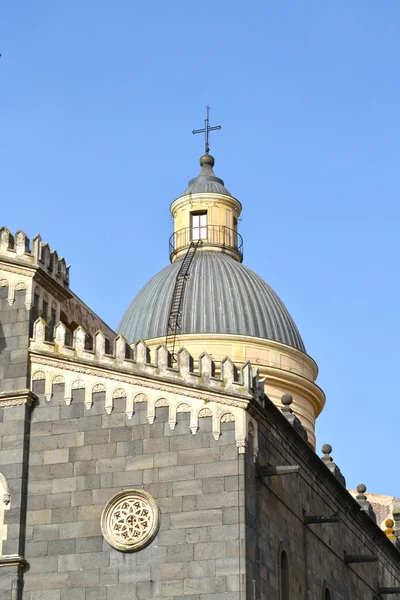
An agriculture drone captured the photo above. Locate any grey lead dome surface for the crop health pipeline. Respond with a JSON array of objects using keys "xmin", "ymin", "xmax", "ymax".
[{"xmin": 117, "ymin": 252, "xmax": 306, "ymax": 352}]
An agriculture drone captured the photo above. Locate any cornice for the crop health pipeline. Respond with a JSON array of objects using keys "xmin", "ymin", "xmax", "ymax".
[
  {"xmin": 0, "ymin": 389, "xmax": 36, "ymax": 408},
  {"xmin": 170, "ymin": 192, "xmax": 242, "ymax": 215}
]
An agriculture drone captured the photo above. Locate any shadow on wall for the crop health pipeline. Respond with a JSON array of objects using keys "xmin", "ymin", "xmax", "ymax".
[{"xmin": 0, "ymin": 320, "xmax": 5, "ymax": 353}]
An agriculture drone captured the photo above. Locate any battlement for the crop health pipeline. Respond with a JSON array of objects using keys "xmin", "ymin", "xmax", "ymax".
[
  {"xmin": 0, "ymin": 227, "xmax": 70, "ymax": 290},
  {"xmin": 30, "ymin": 317, "xmax": 265, "ymax": 403}
]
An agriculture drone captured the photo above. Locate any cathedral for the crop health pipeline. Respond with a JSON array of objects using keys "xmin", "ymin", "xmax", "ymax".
[{"xmin": 0, "ymin": 126, "xmax": 400, "ymax": 598}]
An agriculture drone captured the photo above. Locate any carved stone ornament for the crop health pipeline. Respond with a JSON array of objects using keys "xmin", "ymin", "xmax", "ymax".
[{"xmin": 101, "ymin": 489, "xmax": 159, "ymax": 552}]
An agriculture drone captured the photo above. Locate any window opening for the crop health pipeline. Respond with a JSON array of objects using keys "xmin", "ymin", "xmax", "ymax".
[
  {"xmin": 191, "ymin": 211, "xmax": 207, "ymax": 241},
  {"xmin": 280, "ymin": 551, "xmax": 290, "ymax": 600}
]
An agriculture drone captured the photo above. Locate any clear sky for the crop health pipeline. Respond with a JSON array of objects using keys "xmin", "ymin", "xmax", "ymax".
[{"xmin": 1, "ymin": 2, "xmax": 399, "ymax": 496}]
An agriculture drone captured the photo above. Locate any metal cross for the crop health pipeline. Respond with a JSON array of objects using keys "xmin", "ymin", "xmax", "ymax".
[{"xmin": 192, "ymin": 105, "xmax": 221, "ymax": 154}]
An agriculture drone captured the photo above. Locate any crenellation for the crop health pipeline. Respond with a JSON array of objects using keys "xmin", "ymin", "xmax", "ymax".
[
  {"xmin": 30, "ymin": 318, "xmax": 265, "ymax": 403},
  {"xmin": 0, "ymin": 228, "xmax": 70, "ymax": 291}
]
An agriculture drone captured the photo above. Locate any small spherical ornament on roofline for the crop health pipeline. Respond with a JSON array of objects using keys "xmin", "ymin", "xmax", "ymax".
[{"xmin": 101, "ymin": 489, "xmax": 160, "ymax": 552}]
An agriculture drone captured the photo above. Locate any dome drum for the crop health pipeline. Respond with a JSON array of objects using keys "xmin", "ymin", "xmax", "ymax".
[{"xmin": 169, "ymin": 225, "xmax": 243, "ymax": 263}]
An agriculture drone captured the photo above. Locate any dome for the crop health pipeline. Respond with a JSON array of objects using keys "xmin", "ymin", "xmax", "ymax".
[
  {"xmin": 118, "ymin": 251, "xmax": 306, "ymax": 352},
  {"xmin": 180, "ymin": 154, "xmax": 232, "ymax": 197}
]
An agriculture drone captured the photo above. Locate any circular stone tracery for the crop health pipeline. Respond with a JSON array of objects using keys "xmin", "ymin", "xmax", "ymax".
[{"xmin": 101, "ymin": 489, "xmax": 159, "ymax": 552}]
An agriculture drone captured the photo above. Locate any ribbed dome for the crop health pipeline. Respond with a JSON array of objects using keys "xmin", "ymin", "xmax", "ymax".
[
  {"xmin": 180, "ymin": 154, "xmax": 232, "ymax": 197},
  {"xmin": 118, "ymin": 252, "xmax": 305, "ymax": 352}
]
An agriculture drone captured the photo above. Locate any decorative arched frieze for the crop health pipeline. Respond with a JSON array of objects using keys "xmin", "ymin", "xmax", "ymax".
[
  {"xmin": 155, "ymin": 398, "xmax": 169, "ymax": 408},
  {"xmin": 220, "ymin": 412, "xmax": 235, "ymax": 423},
  {"xmin": 29, "ymin": 359, "xmax": 259, "ymax": 454},
  {"xmin": 32, "ymin": 370, "xmax": 46, "ymax": 381},
  {"xmin": 198, "ymin": 408, "xmax": 212, "ymax": 418},
  {"xmin": 134, "ymin": 393, "xmax": 147, "ymax": 403},
  {"xmin": 93, "ymin": 383, "xmax": 106, "ymax": 393}
]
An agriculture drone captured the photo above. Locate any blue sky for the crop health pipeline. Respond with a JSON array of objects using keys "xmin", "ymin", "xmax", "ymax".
[{"xmin": 1, "ymin": 2, "xmax": 399, "ymax": 496}]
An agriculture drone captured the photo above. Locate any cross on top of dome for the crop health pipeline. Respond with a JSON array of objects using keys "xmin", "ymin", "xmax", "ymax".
[{"xmin": 192, "ymin": 105, "xmax": 221, "ymax": 155}]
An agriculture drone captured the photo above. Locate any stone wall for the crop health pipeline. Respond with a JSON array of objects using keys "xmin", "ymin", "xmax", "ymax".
[
  {"xmin": 0, "ymin": 286, "xmax": 30, "ymax": 393},
  {"xmin": 19, "ymin": 382, "xmax": 245, "ymax": 599},
  {"xmin": 245, "ymin": 401, "xmax": 400, "ymax": 599}
]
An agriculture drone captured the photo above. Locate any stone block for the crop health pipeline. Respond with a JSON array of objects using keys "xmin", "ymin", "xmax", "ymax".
[
  {"xmin": 194, "ymin": 541, "xmax": 227, "ymax": 560},
  {"xmin": 126, "ymin": 454, "xmax": 154, "ymax": 470},
  {"xmin": 118, "ymin": 565, "xmax": 151, "ymax": 583},
  {"xmin": 76, "ymin": 536, "xmax": 104, "ymax": 553},
  {"xmin": 195, "ymin": 461, "xmax": 238, "ymax": 479},
  {"xmin": 76, "ymin": 504, "xmax": 103, "ymax": 521},
  {"xmin": 43, "ymin": 448, "xmax": 69, "ymax": 464},
  {"xmin": 27, "ymin": 510, "xmax": 52, "ymax": 526},
  {"xmin": 28, "ymin": 555, "xmax": 59, "ymax": 573},
  {"xmin": 161, "ymin": 579, "xmax": 184, "ymax": 596},
  {"xmin": 32, "ymin": 523, "xmax": 60, "ymax": 542},
  {"xmin": 51, "ymin": 507, "xmax": 78, "ymax": 523},
  {"xmin": 170, "ymin": 510, "xmax": 222, "ymax": 529},
  {"xmin": 48, "ymin": 539, "xmax": 77, "ymax": 556},
  {"xmin": 172, "ymin": 480, "xmax": 202, "ymax": 496},
  {"xmin": 58, "ymin": 551, "xmax": 109, "ymax": 572},
  {"xmin": 31, "ymin": 591, "xmax": 61, "ymax": 600},
  {"xmin": 85, "ymin": 589, "xmax": 107, "ymax": 600},
  {"xmin": 153, "ymin": 451, "xmax": 178, "ymax": 468},
  {"xmin": 196, "ymin": 491, "xmax": 238, "ymax": 510},
  {"xmin": 159, "ymin": 465, "xmax": 194, "ymax": 482},
  {"xmin": 23, "ymin": 574, "xmax": 68, "ymax": 592},
  {"xmin": 51, "ymin": 477, "xmax": 77, "ymax": 493},
  {"xmin": 57, "ymin": 432, "xmax": 85, "ymax": 448},
  {"xmin": 136, "ymin": 582, "xmax": 162, "ymax": 599},
  {"xmin": 59, "ymin": 520, "xmax": 101, "ymax": 539},
  {"xmin": 112, "ymin": 470, "xmax": 143, "ymax": 487},
  {"xmin": 45, "ymin": 492, "xmax": 71, "ymax": 509},
  {"xmin": 143, "ymin": 437, "xmax": 170, "ymax": 454},
  {"xmin": 216, "ymin": 557, "xmax": 240, "ymax": 576},
  {"xmin": 49, "ymin": 463, "xmax": 74, "ymax": 478},
  {"xmin": 166, "ymin": 543, "xmax": 194, "ymax": 562},
  {"xmin": 177, "ymin": 447, "xmax": 219, "ymax": 465},
  {"xmin": 96, "ymin": 457, "xmax": 126, "ymax": 473},
  {"xmin": 25, "ymin": 540, "xmax": 48, "ymax": 558},
  {"xmin": 60, "ymin": 590, "xmax": 85, "ymax": 600},
  {"xmin": 68, "ymin": 569, "xmax": 100, "ymax": 587},
  {"xmin": 188, "ymin": 559, "xmax": 216, "ymax": 578},
  {"xmin": 184, "ymin": 577, "xmax": 226, "ymax": 594},
  {"xmin": 69, "ymin": 445, "xmax": 92, "ymax": 461},
  {"xmin": 150, "ymin": 561, "xmax": 190, "ymax": 581},
  {"xmin": 92, "ymin": 442, "xmax": 117, "ymax": 459},
  {"xmin": 73, "ymin": 460, "xmax": 97, "ymax": 476},
  {"xmin": 106, "ymin": 585, "xmax": 137, "ymax": 600}
]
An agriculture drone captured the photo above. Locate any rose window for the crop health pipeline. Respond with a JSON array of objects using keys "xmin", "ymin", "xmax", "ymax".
[{"xmin": 101, "ymin": 489, "xmax": 159, "ymax": 552}]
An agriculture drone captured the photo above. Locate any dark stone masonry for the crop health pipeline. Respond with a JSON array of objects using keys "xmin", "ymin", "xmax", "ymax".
[{"xmin": 1, "ymin": 226, "xmax": 400, "ymax": 600}]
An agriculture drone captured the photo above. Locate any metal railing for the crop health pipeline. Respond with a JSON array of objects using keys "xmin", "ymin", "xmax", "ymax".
[{"xmin": 169, "ymin": 225, "xmax": 243, "ymax": 260}]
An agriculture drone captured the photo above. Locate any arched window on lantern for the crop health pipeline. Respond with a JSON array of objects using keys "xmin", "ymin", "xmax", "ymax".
[
  {"xmin": 280, "ymin": 550, "xmax": 290, "ymax": 600},
  {"xmin": 324, "ymin": 589, "xmax": 332, "ymax": 600}
]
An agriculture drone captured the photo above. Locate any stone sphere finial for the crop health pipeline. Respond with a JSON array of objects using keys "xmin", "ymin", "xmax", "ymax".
[
  {"xmin": 357, "ymin": 483, "xmax": 367, "ymax": 494},
  {"xmin": 386, "ymin": 518, "xmax": 394, "ymax": 528},
  {"xmin": 200, "ymin": 154, "xmax": 215, "ymax": 167},
  {"xmin": 281, "ymin": 393, "xmax": 293, "ymax": 406},
  {"xmin": 321, "ymin": 444, "xmax": 332, "ymax": 455}
]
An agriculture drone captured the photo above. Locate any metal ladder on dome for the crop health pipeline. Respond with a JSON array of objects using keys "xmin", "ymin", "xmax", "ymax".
[{"xmin": 165, "ymin": 239, "xmax": 202, "ymax": 362}]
